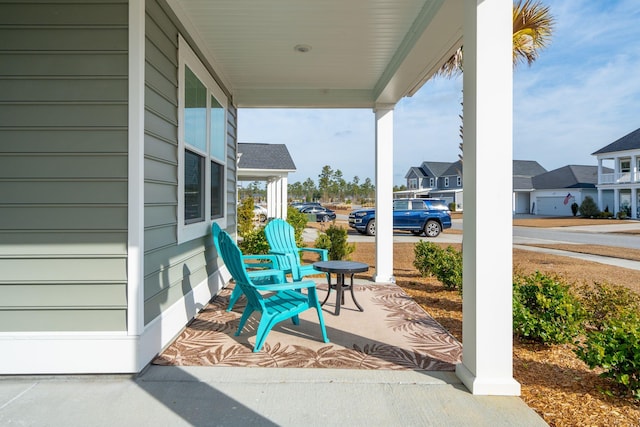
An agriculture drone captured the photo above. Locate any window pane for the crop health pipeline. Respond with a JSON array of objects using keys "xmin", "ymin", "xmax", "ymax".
[
  {"xmin": 211, "ymin": 161, "xmax": 224, "ymax": 219},
  {"xmin": 184, "ymin": 66, "xmax": 207, "ymax": 152},
  {"xmin": 184, "ymin": 150, "xmax": 204, "ymax": 223},
  {"xmin": 210, "ymin": 95, "xmax": 225, "ymax": 161}
]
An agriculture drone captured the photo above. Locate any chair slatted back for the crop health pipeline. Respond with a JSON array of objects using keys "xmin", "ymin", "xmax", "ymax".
[{"xmin": 217, "ymin": 231, "xmax": 265, "ymax": 311}]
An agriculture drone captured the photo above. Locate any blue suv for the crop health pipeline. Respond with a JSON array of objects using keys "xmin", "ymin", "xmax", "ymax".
[{"xmin": 348, "ymin": 198, "xmax": 452, "ymax": 237}]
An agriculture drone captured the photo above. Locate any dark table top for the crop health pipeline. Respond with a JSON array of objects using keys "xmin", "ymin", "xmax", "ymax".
[{"xmin": 313, "ymin": 260, "xmax": 369, "ymax": 274}]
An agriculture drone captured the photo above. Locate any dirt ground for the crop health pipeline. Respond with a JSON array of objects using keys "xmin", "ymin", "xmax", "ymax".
[{"xmin": 308, "ymin": 213, "xmax": 640, "ymax": 426}]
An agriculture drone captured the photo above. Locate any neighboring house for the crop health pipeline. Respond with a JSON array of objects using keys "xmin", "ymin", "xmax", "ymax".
[
  {"xmin": 592, "ymin": 127, "xmax": 640, "ymax": 218},
  {"xmin": 513, "ymin": 160, "xmax": 548, "ymax": 214},
  {"xmin": 237, "ymin": 143, "xmax": 296, "ymax": 219},
  {"xmin": 399, "ymin": 161, "xmax": 463, "ymax": 209},
  {"xmin": 1, "ymin": 1, "xmax": 518, "ymax": 397},
  {"xmin": 530, "ymin": 165, "xmax": 609, "ymax": 216},
  {"xmin": 400, "ymin": 160, "xmax": 548, "ymax": 214}
]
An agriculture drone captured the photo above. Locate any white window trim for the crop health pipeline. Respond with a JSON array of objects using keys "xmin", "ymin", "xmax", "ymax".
[
  {"xmin": 444, "ymin": 177, "xmax": 449, "ymax": 187},
  {"xmin": 429, "ymin": 177, "xmax": 434, "ymax": 187},
  {"xmin": 178, "ymin": 35, "xmax": 227, "ymax": 244},
  {"xmin": 457, "ymin": 176, "xmax": 462, "ymax": 186}
]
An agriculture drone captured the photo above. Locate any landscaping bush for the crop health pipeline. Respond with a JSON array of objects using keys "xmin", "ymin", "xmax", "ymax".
[
  {"xmin": 238, "ymin": 226, "xmax": 269, "ymax": 254},
  {"xmin": 413, "ymin": 241, "xmax": 462, "ymax": 291},
  {"xmin": 575, "ymin": 311, "xmax": 640, "ymax": 399},
  {"xmin": 577, "ymin": 282, "xmax": 640, "ymax": 331},
  {"xmin": 571, "ymin": 202, "xmax": 579, "ymax": 216},
  {"xmin": 286, "ymin": 206, "xmax": 308, "ymax": 247},
  {"xmin": 314, "ymin": 224, "xmax": 355, "ymax": 260},
  {"xmin": 512, "ymin": 272, "xmax": 585, "ymax": 344},
  {"xmin": 579, "ymin": 196, "xmax": 600, "ymax": 218},
  {"xmin": 237, "ymin": 198, "xmax": 255, "ymax": 238}
]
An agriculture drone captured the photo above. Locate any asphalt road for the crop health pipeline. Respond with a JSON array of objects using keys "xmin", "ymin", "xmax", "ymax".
[{"xmin": 312, "ymin": 215, "xmax": 640, "ymax": 249}]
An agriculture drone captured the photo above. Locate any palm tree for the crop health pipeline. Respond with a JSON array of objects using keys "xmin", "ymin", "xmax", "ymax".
[
  {"xmin": 438, "ymin": 0, "xmax": 554, "ymax": 163},
  {"xmin": 438, "ymin": 0, "xmax": 555, "ymax": 77}
]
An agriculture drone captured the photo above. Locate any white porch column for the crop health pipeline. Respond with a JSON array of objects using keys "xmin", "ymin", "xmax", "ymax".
[
  {"xmin": 280, "ymin": 176, "xmax": 288, "ymax": 219},
  {"xmin": 597, "ymin": 159, "xmax": 603, "ymax": 209},
  {"xmin": 632, "ymin": 188, "xmax": 637, "ymax": 219},
  {"xmin": 373, "ymin": 105, "xmax": 395, "ymax": 283},
  {"xmin": 266, "ymin": 178, "xmax": 276, "ymax": 218},
  {"xmin": 614, "ymin": 188, "xmax": 620, "ymax": 215},
  {"xmin": 455, "ymin": 0, "xmax": 520, "ymax": 395},
  {"xmin": 633, "ymin": 155, "xmax": 638, "ymax": 182}
]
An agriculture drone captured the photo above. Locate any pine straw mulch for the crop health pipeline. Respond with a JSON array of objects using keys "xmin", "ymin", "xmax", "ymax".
[
  {"xmin": 305, "ymin": 214, "xmax": 640, "ymax": 426},
  {"xmin": 342, "ymin": 242, "xmax": 640, "ymax": 427}
]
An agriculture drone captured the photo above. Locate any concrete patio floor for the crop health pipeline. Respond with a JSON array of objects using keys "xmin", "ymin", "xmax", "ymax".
[
  {"xmin": 1, "ymin": 277, "xmax": 548, "ymax": 426},
  {"xmin": 0, "ymin": 366, "xmax": 547, "ymax": 426}
]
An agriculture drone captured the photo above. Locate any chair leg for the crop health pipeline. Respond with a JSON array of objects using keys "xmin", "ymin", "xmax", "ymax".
[
  {"xmin": 253, "ymin": 315, "xmax": 279, "ymax": 352},
  {"xmin": 226, "ymin": 284, "xmax": 243, "ymax": 312},
  {"xmin": 235, "ymin": 305, "xmax": 254, "ymax": 336},
  {"xmin": 291, "ymin": 314, "xmax": 299, "ymax": 325},
  {"xmin": 309, "ymin": 288, "xmax": 330, "ymax": 343}
]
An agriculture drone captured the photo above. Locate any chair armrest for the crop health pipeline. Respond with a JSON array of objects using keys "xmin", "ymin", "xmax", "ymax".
[
  {"xmin": 242, "ymin": 254, "xmax": 279, "ymax": 269},
  {"xmin": 248, "ymin": 268, "xmax": 286, "ymax": 283},
  {"xmin": 254, "ymin": 280, "xmax": 316, "ymax": 292},
  {"xmin": 299, "ymin": 247, "xmax": 328, "ymax": 261}
]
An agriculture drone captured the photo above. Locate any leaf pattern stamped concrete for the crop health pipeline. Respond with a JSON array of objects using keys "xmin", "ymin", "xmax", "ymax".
[{"xmin": 154, "ymin": 283, "xmax": 462, "ymax": 371}]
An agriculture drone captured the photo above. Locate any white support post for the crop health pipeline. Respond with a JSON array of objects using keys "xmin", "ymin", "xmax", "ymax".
[
  {"xmin": 127, "ymin": 0, "xmax": 145, "ymax": 338},
  {"xmin": 266, "ymin": 179, "xmax": 275, "ymax": 218},
  {"xmin": 455, "ymin": 0, "xmax": 520, "ymax": 396},
  {"xmin": 597, "ymin": 159, "xmax": 603, "ymax": 209},
  {"xmin": 281, "ymin": 176, "xmax": 288, "ymax": 219},
  {"xmin": 373, "ymin": 105, "xmax": 395, "ymax": 283}
]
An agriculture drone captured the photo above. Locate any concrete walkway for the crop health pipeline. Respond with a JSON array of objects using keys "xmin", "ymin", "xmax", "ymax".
[{"xmin": 0, "ymin": 366, "xmax": 547, "ymax": 426}]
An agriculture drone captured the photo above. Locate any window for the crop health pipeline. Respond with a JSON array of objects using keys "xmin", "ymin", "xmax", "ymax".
[
  {"xmin": 444, "ymin": 177, "xmax": 449, "ymax": 187},
  {"xmin": 429, "ymin": 178, "xmax": 434, "ymax": 187},
  {"xmin": 408, "ymin": 178, "xmax": 417, "ymax": 189},
  {"xmin": 178, "ymin": 36, "xmax": 227, "ymax": 242},
  {"xmin": 457, "ymin": 176, "xmax": 462, "ymax": 187}
]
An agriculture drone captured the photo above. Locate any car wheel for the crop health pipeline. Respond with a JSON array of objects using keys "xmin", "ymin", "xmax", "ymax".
[
  {"xmin": 321, "ymin": 214, "xmax": 330, "ymax": 222},
  {"xmin": 424, "ymin": 220, "xmax": 441, "ymax": 237},
  {"xmin": 365, "ymin": 220, "xmax": 376, "ymax": 236}
]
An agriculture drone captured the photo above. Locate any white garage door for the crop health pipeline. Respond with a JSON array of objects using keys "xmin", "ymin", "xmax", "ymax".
[{"xmin": 536, "ymin": 197, "xmax": 573, "ymax": 216}]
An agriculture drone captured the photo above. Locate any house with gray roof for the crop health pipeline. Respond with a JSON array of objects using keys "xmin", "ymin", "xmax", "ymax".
[
  {"xmin": 400, "ymin": 160, "xmax": 548, "ymax": 213},
  {"xmin": 238, "ymin": 143, "xmax": 296, "ymax": 219},
  {"xmin": 529, "ymin": 165, "xmax": 610, "ymax": 216},
  {"xmin": 592, "ymin": 127, "xmax": 640, "ymax": 218},
  {"xmin": 399, "ymin": 160, "xmax": 463, "ymax": 209}
]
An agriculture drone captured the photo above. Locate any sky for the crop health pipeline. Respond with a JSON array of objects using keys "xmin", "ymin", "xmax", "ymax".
[{"xmin": 237, "ymin": 0, "xmax": 640, "ymax": 188}]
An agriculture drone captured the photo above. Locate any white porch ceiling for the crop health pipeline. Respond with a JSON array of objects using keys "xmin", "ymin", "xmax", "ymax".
[{"xmin": 166, "ymin": 0, "xmax": 463, "ymax": 108}]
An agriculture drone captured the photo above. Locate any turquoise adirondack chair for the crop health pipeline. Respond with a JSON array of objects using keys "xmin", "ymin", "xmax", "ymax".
[
  {"xmin": 212, "ymin": 222, "xmax": 284, "ymax": 311},
  {"xmin": 264, "ymin": 218, "xmax": 329, "ymax": 281},
  {"xmin": 217, "ymin": 230, "xmax": 329, "ymax": 352}
]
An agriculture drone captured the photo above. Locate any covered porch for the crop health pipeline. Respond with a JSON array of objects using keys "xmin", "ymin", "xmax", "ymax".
[{"xmin": 168, "ymin": 0, "xmax": 515, "ymax": 394}]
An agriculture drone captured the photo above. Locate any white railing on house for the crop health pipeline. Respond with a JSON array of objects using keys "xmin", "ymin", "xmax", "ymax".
[{"xmin": 599, "ymin": 172, "xmax": 640, "ymax": 185}]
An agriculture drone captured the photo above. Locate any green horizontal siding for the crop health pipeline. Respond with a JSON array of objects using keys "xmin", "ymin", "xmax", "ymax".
[
  {"xmin": 0, "ymin": 0, "xmax": 129, "ymax": 332},
  {"xmin": 0, "ymin": 284, "xmax": 127, "ymax": 308},
  {"xmin": 0, "ymin": 231, "xmax": 127, "ymax": 257},
  {"xmin": 0, "ymin": 309, "xmax": 126, "ymax": 332}
]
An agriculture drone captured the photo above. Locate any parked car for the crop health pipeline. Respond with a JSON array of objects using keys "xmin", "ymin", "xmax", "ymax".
[
  {"xmin": 290, "ymin": 201, "xmax": 322, "ymax": 211},
  {"xmin": 253, "ymin": 205, "xmax": 268, "ymax": 222},
  {"xmin": 348, "ymin": 198, "xmax": 451, "ymax": 237},
  {"xmin": 300, "ymin": 205, "xmax": 337, "ymax": 222}
]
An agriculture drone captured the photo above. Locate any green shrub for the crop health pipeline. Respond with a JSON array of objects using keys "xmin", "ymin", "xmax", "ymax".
[
  {"xmin": 512, "ymin": 272, "xmax": 585, "ymax": 344},
  {"xmin": 579, "ymin": 196, "xmax": 600, "ymax": 218},
  {"xmin": 315, "ymin": 224, "xmax": 355, "ymax": 260},
  {"xmin": 238, "ymin": 226, "xmax": 269, "ymax": 255},
  {"xmin": 237, "ymin": 198, "xmax": 255, "ymax": 238},
  {"xmin": 448, "ymin": 202, "xmax": 456, "ymax": 212},
  {"xmin": 575, "ymin": 311, "xmax": 640, "ymax": 399},
  {"xmin": 286, "ymin": 207, "xmax": 308, "ymax": 247},
  {"xmin": 413, "ymin": 241, "xmax": 462, "ymax": 291},
  {"xmin": 577, "ymin": 282, "xmax": 640, "ymax": 331}
]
